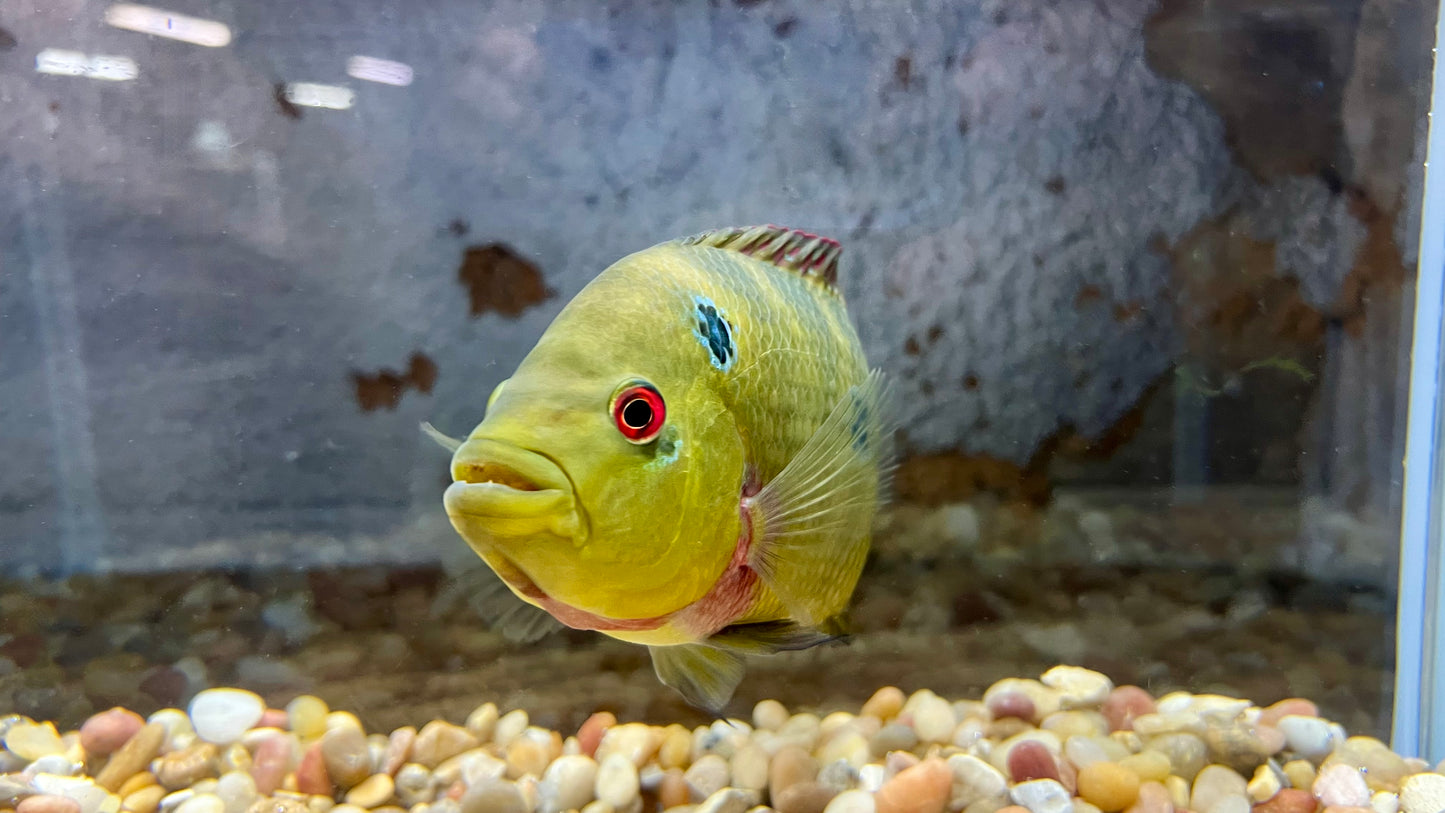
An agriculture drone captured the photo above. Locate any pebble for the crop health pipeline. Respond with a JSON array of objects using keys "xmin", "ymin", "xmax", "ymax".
[
  {"xmin": 30, "ymin": 776, "xmax": 113, "ymax": 813},
  {"xmin": 118, "ymin": 774, "xmax": 157, "ymax": 798},
  {"xmin": 1011, "ymin": 779, "xmax": 1074, "ymax": 813},
  {"xmin": 1147, "ymin": 733, "xmax": 1208, "ymax": 782},
  {"xmin": 947, "ymin": 754, "xmax": 1008, "ymax": 808},
  {"xmin": 286, "ymin": 698, "xmax": 329, "ymax": 742},
  {"xmin": 214, "ymin": 772, "xmax": 256, "ymax": 813},
  {"xmin": 296, "ymin": 743, "xmax": 332, "ymax": 796},
  {"xmin": 771, "ymin": 746, "xmax": 819, "ymax": 800},
  {"xmin": 494, "ymin": 712, "xmax": 529, "ymax": 749},
  {"xmin": 34, "ymin": 754, "xmax": 82, "ymax": 776},
  {"xmin": 1315, "ymin": 764, "xmax": 1371, "ymax": 808},
  {"xmin": 1041, "ymin": 667, "xmax": 1113, "ymax": 709},
  {"xmin": 1190, "ymin": 765, "xmax": 1248, "ymax": 813},
  {"xmin": 775, "ymin": 781, "xmax": 836, "ymax": 813},
  {"xmin": 824, "ymin": 790, "xmax": 876, "ymax": 813},
  {"xmin": 685, "ymin": 754, "xmax": 730, "ymax": 801},
  {"xmin": 1260, "ymin": 701, "xmax": 1320, "ymax": 728},
  {"xmin": 189, "ymin": 691, "xmax": 265, "ymax": 747},
  {"xmin": 1008, "ymin": 741, "xmax": 1060, "ymax": 783},
  {"xmin": 82, "ymin": 710, "xmax": 146, "ymax": 758},
  {"xmin": 870, "ymin": 725, "xmax": 919, "ymax": 757},
  {"xmin": 1043, "ymin": 713, "xmax": 1109, "ymax": 740},
  {"xmin": 577, "ymin": 714, "xmax": 615, "ymax": 759},
  {"xmin": 247, "ymin": 736, "xmax": 291, "ymax": 796},
  {"xmin": 1284, "ymin": 761, "xmax": 1318, "ymax": 792},
  {"xmin": 658, "ymin": 769, "xmax": 689, "ymax": 809},
  {"xmin": 464, "ymin": 704, "xmax": 498, "ymax": 743},
  {"xmin": 123, "ymin": 785, "xmax": 167, "ymax": 813},
  {"xmin": 1254, "ymin": 788, "xmax": 1318, "ymax": 813},
  {"xmin": 1077, "ymin": 762, "xmax": 1140, "ymax": 812},
  {"xmin": 458, "ymin": 782, "xmax": 527, "ymax": 813},
  {"xmin": 990, "ymin": 694, "xmax": 1039, "ymax": 723},
  {"xmin": 1371, "ymin": 792, "xmax": 1399, "ymax": 813},
  {"xmin": 730, "ymin": 745, "xmax": 769, "ymax": 792},
  {"xmin": 1324, "ymin": 738, "xmax": 1410, "ymax": 793},
  {"xmin": 322, "ymin": 727, "xmax": 371, "ymax": 789},
  {"xmin": 754, "ymin": 700, "xmax": 789, "ymax": 732},
  {"xmin": 97, "ymin": 723, "xmax": 167, "ymax": 792},
  {"xmin": 595, "ymin": 724, "xmax": 660, "ymax": 768},
  {"xmin": 986, "ymin": 680, "xmax": 1060, "ymax": 721},
  {"xmin": 1116, "ymin": 752, "xmax": 1169, "ymax": 784},
  {"xmin": 380, "ymin": 728, "xmax": 414, "ymax": 777},
  {"xmin": 595, "ymin": 753, "xmax": 640, "ymax": 807},
  {"xmin": 1278, "ymin": 717, "xmax": 1341, "ymax": 763},
  {"xmin": 1247, "ymin": 764, "xmax": 1283, "ymax": 802},
  {"xmin": 694, "ymin": 787, "xmax": 756, "ymax": 813},
  {"xmin": 393, "ymin": 764, "xmax": 435, "ymax": 807},
  {"xmin": 19, "ymin": 796, "xmax": 83, "ymax": 813},
  {"xmin": 174, "ymin": 794, "xmax": 224, "ymax": 813},
  {"xmin": 537, "ymin": 755, "xmax": 597, "ymax": 813},
  {"xmin": 908, "ymin": 691, "xmax": 957, "ymax": 744},
  {"xmin": 412, "ymin": 723, "xmax": 478, "ymax": 769},
  {"xmin": 6, "ymin": 722, "xmax": 66, "ymax": 760},
  {"xmin": 1126, "ymin": 782, "xmax": 1172, "ymax": 813},
  {"xmin": 344, "ymin": 775, "xmax": 394, "ymax": 808},
  {"xmin": 875, "ymin": 759, "xmax": 951, "ymax": 813},
  {"xmin": 1163, "ymin": 777, "xmax": 1189, "ymax": 810},
  {"xmin": 862, "ymin": 688, "xmax": 906, "ymax": 722},
  {"xmin": 505, "ymin": 737, "xmax": 551, "ymax": 780}
]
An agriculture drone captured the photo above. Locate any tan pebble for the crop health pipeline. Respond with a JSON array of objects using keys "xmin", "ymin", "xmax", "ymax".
[
  {"xmin": 659, "ymin": 769, "xmax": 690, "ymax": 809},
  {"xmin": 458, "ymin": 782, "xmax": 527, "ymax": 813},
  {"xmin": 875, "ymin": 759, "xmax": 951, "ymax": 813},
  {"xmin": 287, "ymin": 699, "xmax": 330, "ymax": 742},
  {"xmin": 98, "ymin": 723, "xmax": 168, "ymax": 793},
  {"xmin": 493, "ymin": 711, "xmax": 529, "ymax": 749},
  {"xmin": 221, "ymin": 745, "xmax": 253, "ymax": 775},
  {"xmin": 1043, "ymin": 712, "xmax": 1108, "ymax": 740},
  {"xmin": 245, "ymin": 798, "xmax": 309, "ymax": 813},
  {"xmin": 1076, "ymin": 801, "xmax": 1104, "ymax": 813},
  {"xmin": 1119, "ymin": 753, "xmax": 1172, "ymax": 784},
  {"xmin": 157, "ymin": 744, "xmax": 221, "ymax": 791},
  {"xmin": 657, "ymin": 725, "xmax": 691, "ymax": 770},
  {"xmin": 817, "ymin": 733, "xmax": 870, "ymax": 770},
  {"xmin": 1125, "ymin": 782, "xmax": 1173, "ymax": 813},
  {"xmin": 1369, "ymin": 792, "xmax": 1398, "ymax": 813},
  {"xmin": 83, "ymin": 710, "xmax": 147, "ymax": 758},
  {"xmin": 322, "ymin": 727, "xmax": 372, "ymax": 790},
  {"xmin": 863, "ymin": 688, "xmax": 906, "ymax": 722},
  {"xmin": 824, "ymin": 790, "xmax": 877, "ymax": 813},
  {"xmin": 463, "ymin": 704, "xmax": 497, "ymax": 743},
  {"xmin": 1257, "ymin": 728, "xmax": 1286, "ymax": 757},
  {"xmin": 250, "ymin": 736, "xmax": 293, "ymax": 796},
  {"xmin": 1192, "ymin": 765, "xmax": 1248, "ymax": 813},
  {"xmin": 1248, "ymin": 765, "xmax": 1283, "ymax": 803},
  {"xmin": 1007, "ymin": 741, "xmax": 1059, "ymax": 783},
  {"xmin": 577, "ymin": 714, "xmax": 616, "ymax": 760},
  {"xmin": 729, "ymin": 745, "xmax": 768, "ymax": 792},
  {"xmin": 1253, "ymin": 788, "xmax": 1318, "ymax": 813},
  {"xmin": 504, "ymin": 739, "xmax": 548, "ymax": 781},
  {"xmin": 770, "ymin": 746, "xmax": 818, "ymax": 800},
  {"xmin": 328, "ymin": 807, "xmax": 367, "ymax": 813},
  {"xmin": 412, "ymin": 724, "xmax": 477, "ymax": 770},
  {"xmin": 381, "ymin": 729, "xmax": 414, "ymax": 777},
  {"xmin": 1149, "ymin": 735, "xmax": 1208, "ymax": 782},
  {"xmin": 1323, "ymin": 739, "xmax": 1409, "ymax": 794},
  {"xmin": 1283, "ymin": 763, "xmax": 1317, "ymax": 793},
  {"xmin": 1259, "ymin": 701, "xmax": 1319, "ymax": 729},
  {"xmin": 775, "ymin": 781, "xmax": 836, "ymax": 813},
  {"xmin": 1078, "ymin": 763, "xmax": 1141, "ymax": 812},
  {"xmin": 595, "ymin": 724, "xmax": 660, "ymax": 769},
  {"xmin": 1164, "ymin": 777, "xmax": 1189, "ymax": 810},
  {"xmin": 752, "ymin": 700, "xmax": 789, "ymax": 732},
  {"xmin": 118, "ymin": 775, "xmax": 158, "ymax": 799},
  {"xmin": 123, "ymin": 786, "xmax": 166, "ymax": 813},
  {"xmin": 684, "ymin": 755, "xmax": 729, "ymax": 801},
  {"xmin": 345, "ymin": 776, "xmax": 395, "ymax": 809},
  {"xmin": 296, "ymin": 744, "xmax": 332, "ymax": 796},
  {"xmin": 20, "ymin": 796, "xmax": 83, "ymax": 813},
  {"xmin": 5, "ymin": 722, "xmax": 66, "ymax": 761}
]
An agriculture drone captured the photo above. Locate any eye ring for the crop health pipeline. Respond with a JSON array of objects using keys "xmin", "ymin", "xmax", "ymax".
[{"xmin": 612, "ymin": 383, "xmax": 666, "ymax": 444}]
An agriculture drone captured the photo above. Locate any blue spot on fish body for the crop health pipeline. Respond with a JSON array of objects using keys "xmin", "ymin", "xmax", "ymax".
[{"xmin": 691, "ymin": 295, "xmax": 737, "ymax": 372}]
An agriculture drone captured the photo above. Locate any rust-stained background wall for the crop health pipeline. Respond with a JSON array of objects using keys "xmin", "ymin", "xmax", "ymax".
[{"xmin": 0, "ymin": 0, "xmax": 1431, "ymax": 584}]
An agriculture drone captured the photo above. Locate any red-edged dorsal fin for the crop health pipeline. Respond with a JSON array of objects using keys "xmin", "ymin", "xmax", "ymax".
[{"xmin": 678, "ymin": 225, "xmax": 843, "ymax": 292}]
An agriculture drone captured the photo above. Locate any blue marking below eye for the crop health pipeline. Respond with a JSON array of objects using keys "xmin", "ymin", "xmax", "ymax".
[{"xmin": 691, "ymin": 295, "xmax": 737, "ymax": 372}]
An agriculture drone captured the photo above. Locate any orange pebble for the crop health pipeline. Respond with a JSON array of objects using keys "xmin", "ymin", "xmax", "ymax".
[{"xmin": 577, "ymin": 711, "xmax": 615, "ymax": 758}]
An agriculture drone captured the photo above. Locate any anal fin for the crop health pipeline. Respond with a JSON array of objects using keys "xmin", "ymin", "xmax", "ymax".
[{"xmin": 649, "ymin": 644, "xmax": 745, "ymax": 714}]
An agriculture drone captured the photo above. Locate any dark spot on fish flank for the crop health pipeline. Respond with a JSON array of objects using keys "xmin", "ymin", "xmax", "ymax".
[
  {"xmin": 446, "ymin": 219, "xmax": 470, "ymax": 237},
  {"xmin": 352, "ymin": 351, "xmax": 438, "ymax": 412},
  {"xmin": 589, "ymin": 47, "xmax": 612, "ymax": 72},
  {"xmin": 0, "ymin": 27, "xmax": 16, "ymax": 51},
  {"xmin": 1074, "ymin": 284, "xmax": 1104, "ymax": 308},
  {"xmin": 772, "ymin": 16, "xmax": 797, "ymax": 38},
  {"xmin": 1044, "ymin": 176, "xmax": 1067, "ymax": 195},
  {"xmin": 893, "ymin": 55, "xmax": 913, "ymax": 89},
  {"xmin": 457, "ymin": 243, "xmax": 554, "ymax": 318},
  {"xmin": 904, "ymin": 336, "xmax": 921, "ymax": 356},
  {"xmin": 274, "ymin": 83, "xmax": 303, "ymax": 119}
]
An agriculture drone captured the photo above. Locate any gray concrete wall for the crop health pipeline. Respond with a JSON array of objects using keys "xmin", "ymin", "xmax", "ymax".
[{"xmin": 0, "ymin": 0, "xmax": 1428, "ymax": 575}]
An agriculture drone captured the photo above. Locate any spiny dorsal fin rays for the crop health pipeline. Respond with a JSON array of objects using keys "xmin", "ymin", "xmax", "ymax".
[
  {"xmin": 649, "ymin": 643, "xmax": 746, "ymax": 714},
  {"xmin": 676, "ymin": 225, "xmax": 843, "ymax": 292},
  {"xmin": 421, "ymin": 421, "xmax": 463, "ymax": 452},
  {"xmin": 747, "ymin": 369, "xmax": 898, "ymax": 627}
]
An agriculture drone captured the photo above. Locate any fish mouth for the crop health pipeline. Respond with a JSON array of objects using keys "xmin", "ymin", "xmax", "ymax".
[{"xmin": 443, "ymin": 438, "xmax": 575, "ymax": 528}]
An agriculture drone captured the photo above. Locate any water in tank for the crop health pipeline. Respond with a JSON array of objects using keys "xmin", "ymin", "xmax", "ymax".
[{"xmin": 0, "ymin": 1, "xmax": 1439, "ymax": 812}]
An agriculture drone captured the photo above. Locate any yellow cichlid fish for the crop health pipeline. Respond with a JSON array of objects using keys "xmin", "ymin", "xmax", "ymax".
[{"xmin": 427, "ymin": 225, "xmax": 895, "ymax": 711}]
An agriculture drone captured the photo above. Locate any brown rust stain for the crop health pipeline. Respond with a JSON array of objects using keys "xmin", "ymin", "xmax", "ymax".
[
  {"xmin": 0, "ymin": 27, "xmax": 16, "ymax": 51},
  {"xmin": 458, "ymin": 244, "xmax": 555, "ymax": 318},
  {"xmin": 352, "ymin": 352, "xmax": 438, "ymax": 412},
  {"xmin": 1073, "ymin": 285, "xmax": 1104, "ymax": 308}
]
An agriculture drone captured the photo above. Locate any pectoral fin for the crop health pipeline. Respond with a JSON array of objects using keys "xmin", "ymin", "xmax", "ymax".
[
  {"xmin": 432, "ymin": 546, "xmax": 563, "ymax": 644},
  {"xmin": 706, "ymin": 619, "xmax": 847, "ymax": 655},
  {"xmin": 649, "ymin": 644, "xmax": 746, "ymax": 714}
]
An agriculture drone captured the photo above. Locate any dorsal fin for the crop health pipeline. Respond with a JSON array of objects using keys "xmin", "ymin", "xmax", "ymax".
[{"xmin": 677, "ymin": 225, "xmax": 843, "ymax": 291}]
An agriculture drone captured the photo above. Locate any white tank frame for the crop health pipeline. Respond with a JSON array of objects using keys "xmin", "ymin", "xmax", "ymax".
[{"xmin": 1393, "ymin": 5, "xmax": 1445, "ymax": 761}]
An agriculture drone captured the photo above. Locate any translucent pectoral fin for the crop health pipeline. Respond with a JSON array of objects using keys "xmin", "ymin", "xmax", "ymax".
[
  {"xmin": 432, "ymin": 549, "xmax": 563, "ymax": 644},
  {"xmin": 707, "ymin": 619, "xmax": 847, "ymax": 655},
  {"xmin": 649, "ymin": 643, "xmax": 746, "ymax": 714},
  {"xmin": 749, "ymin": 369, "xmax": 898, "ymax": 626}
]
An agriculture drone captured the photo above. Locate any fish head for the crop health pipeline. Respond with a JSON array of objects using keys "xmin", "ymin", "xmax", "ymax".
[{"xmin": 445, "ymin": 277, "xmax": 745, "ymax": 623}]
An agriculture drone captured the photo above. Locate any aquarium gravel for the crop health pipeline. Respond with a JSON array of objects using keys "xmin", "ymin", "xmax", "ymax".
[{"xmin": 0, "ymin": 666, "xmax": 1436, "ymax": 813}]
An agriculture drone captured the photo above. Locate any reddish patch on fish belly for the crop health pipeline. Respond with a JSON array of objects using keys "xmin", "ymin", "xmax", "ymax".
[{"xmin": 523, "ymin": 476, "xmax": 760, "ymax": 637}]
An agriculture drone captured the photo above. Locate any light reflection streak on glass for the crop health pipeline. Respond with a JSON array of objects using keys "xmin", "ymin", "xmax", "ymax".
[
  {"xmin": 347, "ymin": 55, "xmax": 413, "ymax": 87},
  {"xmin": 283, "ymin": 82, "xmax": 355, "ymax": 111},
  {"xmin": 35, "ymin": 49, "xmax": 138, "ymax": 81},
  {"xmin": 103, "ymin": 4, "xmax": 231, "ymax": 47}
]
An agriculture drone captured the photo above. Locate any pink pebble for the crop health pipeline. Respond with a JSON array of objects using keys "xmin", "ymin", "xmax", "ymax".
[
  {"xmin": 876, "ymin": 758, "xmax": 951, "ymax": 813},
  {"xmin": 18, "ymin": 796, "xmax": 82, "ymax": 813},
  {"xmin": 1261, "ymin": 699, "xmax": 1320, "ymax": 727},
  {"xmin": 988, "ymin": 692, "xmax": 1036, "ymax": 722},
  {"xmin": 1126, "ymin": 782, "xmax": 1174, "ymax": 813},
  {"xmin": 296, "ymin": 741, "xmax": 333, "ymax": 796},
  {"xmin": 259, "ymin": 709, "xmax": 289, "ymax": 730},
  {"xmin": 1007, "ymin": 740, "xmax": 1060, "ymax": 783},
  {"xmin": 1103, "ymin": 686, "xmax": 1157, "ymax": 732},
  {"xmin": 383, "ymin": 727, "xmax": 416, "ymax": 776},
  {"xmin": 446, "ymin": 780, "xmax": 465, "ymax": 801},
  {"xmin": 80, "ymin": 707, "xmax": 145, "ymax": 757},
  {"xmin": 250, "ymin": 734, "xmax": 292, "ymax": 795},
  {"xmin": 577, "ymin": 712, "xmax": 615, "ymax": 759}
]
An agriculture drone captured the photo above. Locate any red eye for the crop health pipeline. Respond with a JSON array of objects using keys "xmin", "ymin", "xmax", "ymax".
[{"xmin": 613, "ymin": 384, "xmax": 665, "ymax": 443}]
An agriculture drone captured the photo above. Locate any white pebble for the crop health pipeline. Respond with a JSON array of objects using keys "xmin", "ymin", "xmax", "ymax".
[
  {"xmin": 1400, "ymin": 773, "xmax": 1445, "ymax": 813},
  {"xmin": 174, "ymin": 794, "xmax": 225, "ymax": 813},
  {"xmin": 494, "ymin": 711, "xmax": 528, "ymax": 749},
  {"xmin": 1372, "ymin": 791, "xmax": 1400, "ymax": 813},
  {"xmin": 215, "ymin": 772, "xmax": 257, "ymax": 813},
  {"xmin": 29, "ymin": 776, "xmax": 112, "ymax": 813},
  {"xmin": 824, "ymin": 789, "xmax": 877, "ymax": 813},
  {"xmin": 537, "ymin": 755, "xmax": 597, "ymax": 813},
  {"xmin": 1314, "ymin": 763, "xmax": 1371, "ymax": 807},
  {"xmin": 859, "ymin": 764, "xmax": 887, "ymax": 793},
  {"xmin": 188, "ymin": 690, "xmax": 265, "ymax": 746},
  {"xmin": 910, "ymin": 691, "xmax": 957, "ymax": 744},
  {"xmin": 1191, "ymin": 765, "xmax": 1248, "ymax": 813},
  {"xmin": 752, "ymin": 700, "xmax": 788, "ymax": 731},
  {"xmin": 685, "ymin": 754, "xmax": 730, "ymax": 799},
  {"xmin": 595, "ymin": 754, "xmax": 639, "ymax": 807},
  {"xmin": 1040, "ymin": 666, "xmax": 1113, "ymax": 709},
  {"xmin": 694, "ymin": 788, "xmax": 755, "ymax": 813},
  {"xmin": 1011, "ymin": 778, "xmax": 1073, "ymax": 813},
  {"xmin": 948, "ymin": 754, "xmax": 1007, "ymax": 808},
  {"xmin": 1277, "ymin": 716, "xmax": 1340, "ymax": 762},
  {"xmin": 4, "ymin": 722, "xmax": 65, "ymax": 761},
  {"xmin": 30, "ymin": 755, "xmax": 80, "ymax": 776},
  {"xmin": 159, "ymin": 790, "xmax": 194, "ymax": 812}
]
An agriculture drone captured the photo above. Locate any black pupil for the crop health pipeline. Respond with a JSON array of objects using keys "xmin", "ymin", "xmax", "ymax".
[{"xmin": 622, "ymin": 396, "xmax": 654, "ymax": 430}]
